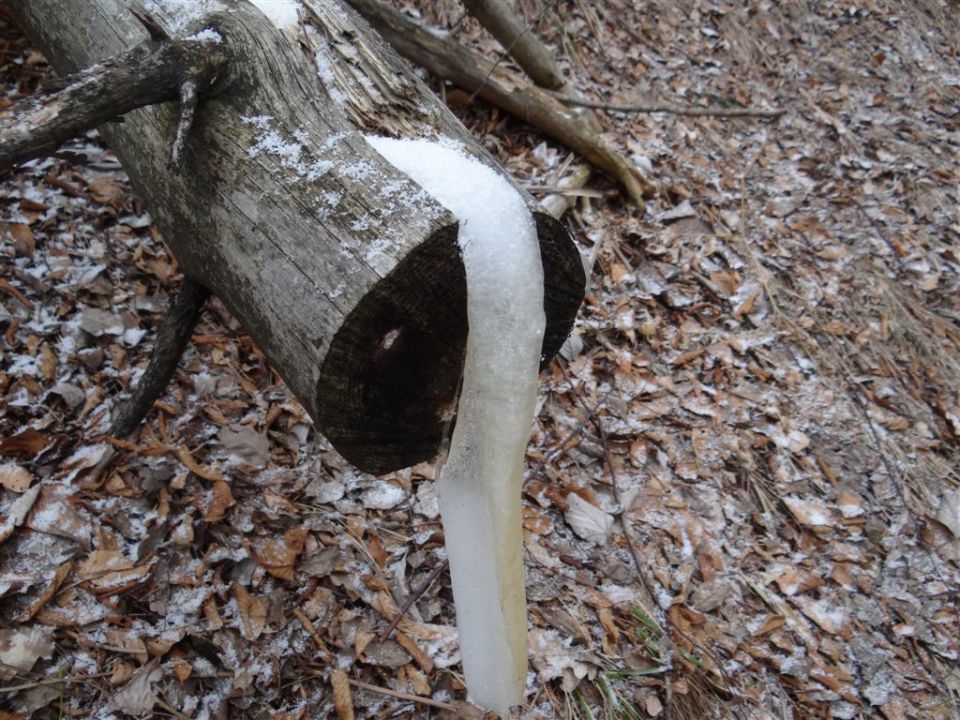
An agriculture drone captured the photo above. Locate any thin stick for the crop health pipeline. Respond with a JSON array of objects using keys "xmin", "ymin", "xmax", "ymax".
[
  {"xmin": 0, "ymin": 671, "xmax": 113, "ymax": 694},
  {"xmin": 568, "ymin": 373, "xmax": 658, "ymax": 610},
  {"xmin": 548, "ymin": 91, "xmax": 786, "ymax": 119},
  {"xmin": 378, "ymin": 558, "xmax": 448, "ymax": 642},
  {"xmin": 346, "ymin": 678, "xmax": 459, "ymax": 711},
  {"xmin": 110, "ymin": 277, "xmax": 208, "ymax": 438}
]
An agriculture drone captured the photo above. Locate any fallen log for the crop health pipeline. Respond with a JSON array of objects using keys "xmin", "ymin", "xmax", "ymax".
[{"xmin": 7, "ymin": 0, "xmax": 585, "ymax": 475}]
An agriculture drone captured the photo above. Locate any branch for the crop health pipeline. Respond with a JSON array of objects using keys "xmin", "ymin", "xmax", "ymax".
[
  {"xmin": 0, "ymin": 29, "xmax": 228, "ymax": 170},
  {"xmin": 539, "ymin": 163, "xmax": 592, "ymax": 220},
  {"xmin": 549, "ymin": 91, "xmax": 787, "ymax": 119},
  {"xmin": 346, "ymin": 0, "xmax": 654, "ymax": 208},
  {"xmin": 109, "ymin": 277, "xmax": 208, "ymax": 438},
  {"xmin": 461, "ymin": 0, "xmax": 564, "ymax": 89}
]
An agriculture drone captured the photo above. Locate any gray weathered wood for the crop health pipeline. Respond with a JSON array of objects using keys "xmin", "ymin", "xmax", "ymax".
[
  {"xmin": 0, "ymin": 33, "xmax": 228, "ymax": 169},
  {"xmin": 462, "ymin": 0, "xmax": 565, "ymax": 89},
  {"xmin": 9, "ymin": 0, "xmax": 584, "ymax": 473}
]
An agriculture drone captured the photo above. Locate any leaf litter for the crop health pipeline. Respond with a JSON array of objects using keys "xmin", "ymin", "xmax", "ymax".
[{"xmin": 1, "ymin": 2, "xmax": 959, "ymax": 719}]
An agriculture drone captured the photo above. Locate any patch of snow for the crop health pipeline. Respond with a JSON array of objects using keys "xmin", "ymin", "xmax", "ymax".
[
  {"xmin": 360, "ymin": 480, "xmax": 406, "ymax": 510},
  {"xmin": 366, "ymin": 136, "xmax": 544, "ymax": 720},
  {"xmin": 249, "ymin": 0, "xmax": 302, "ymax": 29},
  {"xmin": 187, "ymin": 28, "xmax": 223, "ymax": 43}
]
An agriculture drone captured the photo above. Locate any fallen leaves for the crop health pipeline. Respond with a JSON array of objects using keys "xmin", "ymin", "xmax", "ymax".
[
  {"xmin": 0, "ymin": 484, "xmax": 41, "ymax": 545},
  {"xmin": 0, "ymin": 428, "xmax": 50, "ymax": 458},
  {"xmin": 331, "ymin": 668, "xmax": 355, "ymax": 720},
  {"xmin": 0, "ymin": 626, "xmax": 54, "ymax": 678},
  {"xmin": 250, "ymin": 525, "xmax": 307, "ymax": 581},
  {"xmin": 234, "ymin": 583, "xmax": 267, "ymax": 641},
  {"xmin": 0, "ymin": 463, "xmax": 32, "ymax": 492},
  {"xmin": 77, "ymin": 549, "xmax": 152, "ymax": 595},
  {"xmin": 563, "ymin": 492, "xmax": 614, "ymax": 545},
  {"xmin": 203, "ymin": 479, "xmax": 235, "ymax": 523},
  {"xmin": 111, "ymin": 660, "xmax": 162, "ymax": 717}
]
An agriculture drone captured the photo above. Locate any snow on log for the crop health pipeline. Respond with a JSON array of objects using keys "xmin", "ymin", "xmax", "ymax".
[
  {"xmin": 369, "ymin": 136, "xmax": 544, "ymax": 717},
  {"xmin": 8, "ymin": 0, "xmax": 585, "ymax": 474}
]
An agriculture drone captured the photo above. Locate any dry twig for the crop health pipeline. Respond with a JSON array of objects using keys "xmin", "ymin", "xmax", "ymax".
[{"xmin": 549, "ymin": 91, "xmax": 786, "ymax": 118}]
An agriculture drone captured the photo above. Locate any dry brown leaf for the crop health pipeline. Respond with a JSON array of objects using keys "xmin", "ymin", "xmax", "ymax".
[
  {"xmin": 936, "ymin": 488, "xmax": 960, "ymax": 538},
  {"xmin": 250, "ymin": 525, "xmax": 308, "ymax": 581},
  {"xmin": 203, "ymin": 596, "xmax": 224, "ymax": 631},
  {"xmin": 88, "ymin": 178, "xmax": 125, "ymax": 205},
  {"xmin": 25, "ymin": 485, "xmax": 93, "ymax": 545},
  {"xmin": 752, "ymin": 614, "xmax": 785, "ymax": 637},
  {"xmin": 35, "ymin": 587, "xmax": 108, "ymax": 627},
  {"xmin": 203, "ymin": 479, "xmax": 235, "ymax": 523},
  {"xmin": 109, "ymin": 661, "xmax": 135, "ymax": 686},
  {"xmin": 112, "ymin": 660, "xmax": 162, "ymax": 717},
  {"xmin": 0, "ymin": 462, "xmax": 33, "ymax": 492},
  {"xmin": 0, "ymin": 626, "xmax": 54, "ymax": 678},
  {"xmin": 177, "ymin": 445, "xmax": 223, "ymax": 482},
  {"xmin": 234, "ymin": 583, "xmax": 266, "ymax": 640},
  {"xmin": 793, "ymin": 596, "xmax": 851, "ymax": 640},
  {"xmin": 1, "ymin": 222, "xmax": 35, "ymax": 257},
  {"xmin": 78, "ymin": 549, "xmax": 151, "ymax": 595},
  {"xmin": 37, "ymin": 343, "xmax": 57, "ymax": 381},
  {"xmin": 355, "ymin": 629, "xmax": 375, "ymax": 658},
  {"xmin": 564, "ymin": 493, "xmax": 613, "ymax": 545},
  {"xmin": 396, "ymin": 631, "xmax": 433, "ymax": 673},
  {"xmin": 0, "ymin": 428, "xmax": 50, "ymax": 458},
  {"xmin": 783, "ymin": 496, "xmax": 835, "ymax": 529},
  {"xmin": 104, "ymin": 628, "xmax": 148, "ymax": 661},
  {"xmin": 330, "ymin": 668, "xmax": 355, "ymax": 720},
  {"xmin": 836, "ymin": 490, "xmax": 865, "ymax": 519},
  {"xmin": 19, "ymin": 560, "xmax": 73, "ymax": 621},
  {"xmin": 218, "ymin": 424, "xmax": 270, "ymax": 469},
  {"xmin": 0, "ymin": 483, "xmax": 41, "ymax": 545},
  {"xmin": 774, "ymin": 567, "xmax": 823, "ymax": 596}
]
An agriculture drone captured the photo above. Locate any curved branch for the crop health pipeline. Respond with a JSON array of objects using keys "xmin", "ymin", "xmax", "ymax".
[
  {"xmin": 109, "ymin": 277, "xmax": 208, "ymax": 438},
  {"xmin": 0, "ymin": 32, "xmax": 228, "ymax": 170},
  {"xmin": 347, "ymin": 0, "xmax": 654, "ymax": 207},
  {"xmin": 461, "ymin": 0, "xmax": 564, "ymax": 89}
]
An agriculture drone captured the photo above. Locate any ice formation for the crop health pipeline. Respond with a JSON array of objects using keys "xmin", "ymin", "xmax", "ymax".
[{"xmin": 366, "ymin": 136, "xmax": 545, "ymax": 718}]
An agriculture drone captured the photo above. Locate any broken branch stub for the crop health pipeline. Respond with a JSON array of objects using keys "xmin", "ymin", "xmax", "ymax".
[
  {"xmin": 10, "ymin": 0, "xmax": 584, "ymax": 474},
  {"xmin": 0, "ymin": 32, "xmax": 228, "ymax": 170}
]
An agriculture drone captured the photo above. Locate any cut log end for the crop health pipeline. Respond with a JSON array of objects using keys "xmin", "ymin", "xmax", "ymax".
[{"xmin": 317, "ymin": 213, "xmax": 584, "ymax": 475}]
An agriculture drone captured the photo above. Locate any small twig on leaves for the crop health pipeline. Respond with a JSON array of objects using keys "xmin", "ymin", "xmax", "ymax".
[
  {"xmin": 548, "ymin": 91, "xmax": 786, "ymax": 118},
  {"xmin": 345, "ymin": 678, "xmax": 466, "ymax": 713},
  {"xmin": 0, "ymin": 671, "xmax": 114, "ymax": 694},
  {"xmin": 110, "ymin": 277, "xmax": 208, "ymax": 438},
  {"xmin": 557, "ymin": 364, "xmax": 656, "ymax": 609},
  {"xmin": 378, "ymin": 557, "xmax": 449, "ymax": 642}
]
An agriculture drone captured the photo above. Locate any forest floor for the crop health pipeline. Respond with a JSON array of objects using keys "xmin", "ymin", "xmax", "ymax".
[{"xmin": 1, "ymin": 1, "xmax": 959, "ymax": 719}]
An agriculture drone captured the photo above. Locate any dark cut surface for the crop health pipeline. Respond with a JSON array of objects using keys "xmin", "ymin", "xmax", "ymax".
[{"xmin": 319, "ymin": 214, "xmax": 584, "ymax": 475}]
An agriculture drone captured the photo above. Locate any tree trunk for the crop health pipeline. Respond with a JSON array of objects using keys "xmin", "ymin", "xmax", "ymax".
[{"xmin": 8, "ymin": 0, "xmax": 584, "ymax": 474}]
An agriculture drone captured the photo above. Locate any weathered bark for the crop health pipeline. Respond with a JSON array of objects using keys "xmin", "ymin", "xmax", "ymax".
[
  {"xmin": 9, "ymin": 0, "xmax": 584, "ymax": 474},
  {"xmin": 461, "ymin": 0, "xmax": 565, "ymax": 90},
  {"xmin": 0, "ymin": 32, "xmax": 228, "ymax": 169},
  {"xmin": 346, "ymin": 0, "xmax": 654, "ymax": 207}
]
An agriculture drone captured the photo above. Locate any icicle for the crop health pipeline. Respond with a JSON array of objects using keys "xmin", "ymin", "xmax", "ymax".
[{"xmin": 366, "ymin": 136, "xmax": 544, "ymax": 719}]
